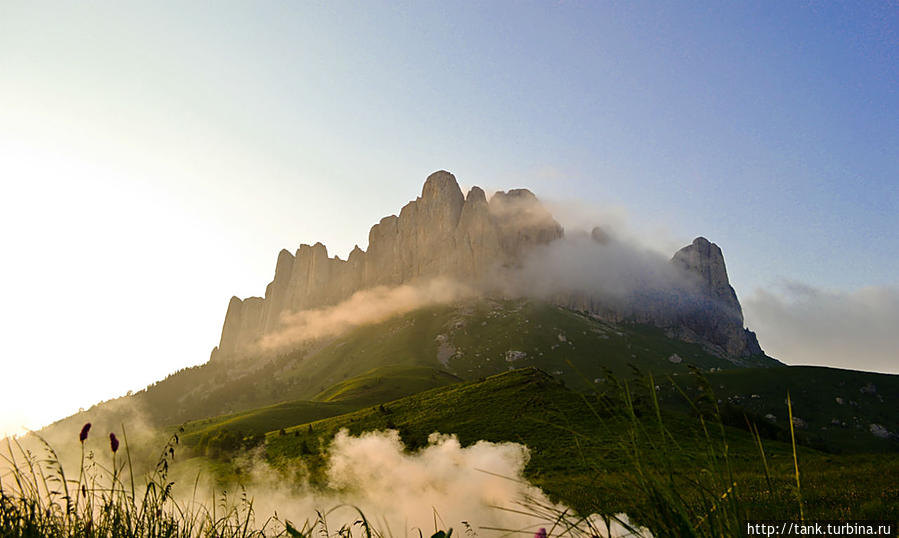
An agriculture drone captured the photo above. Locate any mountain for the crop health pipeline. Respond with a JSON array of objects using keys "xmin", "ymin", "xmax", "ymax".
[
  {"xmin": 213, "ymin": 170, "xmax": 762, "ymax": 363},
  {"xmin": 90, "ymin": 299, "xmax": 772, "ymax": 431},
  {"xmin": 22, "ymin": 171, "xmax": 896, "ymax": 533},
  {"xmin": 37, "ymin": 170, "xmax": 782, "ymax": 455}
]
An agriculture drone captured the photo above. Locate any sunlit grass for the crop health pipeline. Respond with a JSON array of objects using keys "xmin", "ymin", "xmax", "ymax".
[
  {"xmin": 1, "ymin": 425, "xmax": 309, "ymax": 537},
  {"xmin": 2, "ymin": 368, "xmax": 894, "ymax": 537}
]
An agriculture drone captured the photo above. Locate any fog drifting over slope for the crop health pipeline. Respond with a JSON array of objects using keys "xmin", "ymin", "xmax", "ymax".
[
  {"xmin": 258, "ymin": 278, "xmax": 477, "ymax": 352},
  {"xmin": 501, "ymin": 231, "xmax": 698, "ymax": 302}
]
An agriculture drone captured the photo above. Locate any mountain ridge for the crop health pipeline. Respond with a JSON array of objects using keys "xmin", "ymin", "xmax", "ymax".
[{"xmin": 212, "ymin": 171, "xmax": 762, "ymax": 363}]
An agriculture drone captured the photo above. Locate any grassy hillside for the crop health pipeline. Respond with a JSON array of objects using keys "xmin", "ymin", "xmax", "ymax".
[
  {"xmin": 234, "ymin": 368, "xmax": 897, "ymax": 525},
  {"xmin": 45, "ymin": 299, "xmax": 895, "ymax": 462},
  {"xmin": 702, "ymin": 366, "xmax": 898, "ymax": 452},
  {"xmin": 312, "ymin": 364, "xmax": 462, "ymax": 402},
  {"xmin": 180, "ymin": 365, "xmax": 460, "ymax": 446},
  {"xmin": 25, "ymin": 297, "xmax": 898, "ymax": 534},
  {"xmin": 49, "ymin": 299, "xmax": 774, "ymax": 434},
  {"xmin": 286, "ymin": 298, "xmax": 779, "ymax": 399}
]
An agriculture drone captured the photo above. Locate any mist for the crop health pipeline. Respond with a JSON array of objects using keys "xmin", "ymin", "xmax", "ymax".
[
  {"xmin": 175, "ymin": 429, "xmax": 649, "ymax": 538},
  {"xmin": 6, "ymin": 420, "xmax": 649, "ymax": 537},
  {"xmin": 506, "ymin": 231, "xmax": 694, "ymax": 301},
  {"xmin": 540, "ymin": 199, "xmax": 688, "ymax": 257},
  {"xmin": 255, "ymin": 218, "xmax": 710, "ymax": 355},
  {"xmin": 743, "ymin": 282, "xmax": 899, "ymax": 374},
  {"xmin": 258, "ymin": 278, "xmax": 477, "ymax": 352}
]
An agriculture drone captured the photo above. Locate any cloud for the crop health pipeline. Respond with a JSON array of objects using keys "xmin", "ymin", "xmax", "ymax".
[
  {"xmin": 540, "ymin": 198, "xmax": 687, "ymax": 256},
  {"xmin": 258, "ymin": 278, "xmax": 477, "ymax": 352},
  {"xmin": 506, "ymin": 232, "xmax": 693, "ymax": 300},
  {"xmin": 743, "ymin": 282, "xmax": 899, "ymax": 374}
]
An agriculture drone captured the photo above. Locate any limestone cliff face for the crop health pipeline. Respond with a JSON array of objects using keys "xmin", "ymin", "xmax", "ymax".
[
  {"xmin": 212, "ymin": 171, "xmax": 762, "ymax": 362},
  {"xmin": 213, "ymin": 171, "xmax": 563, "ymax": 360},
  {"xmin": 556, "ymin": 235, "xmax": 762, "ymax": 357},
  {"xmin": 669, "ymin": 237, "xmax": 763, "ymax": 358},
  {"xmin": 672, "ymin": 237, "xmax": 740, "ymax": 315}
]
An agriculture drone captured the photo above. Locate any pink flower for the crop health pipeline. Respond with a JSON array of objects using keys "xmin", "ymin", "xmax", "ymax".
[
  {"xmin": 535, "ymin": 528, "xmax": 547, "ymax": 538},
  {"xmin": 109, "ymin": 432, "xmax": 119, "ymax": 453}
]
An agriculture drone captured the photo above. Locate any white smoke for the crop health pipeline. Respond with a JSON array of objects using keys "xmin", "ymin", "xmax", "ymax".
[{"xmin": 199, "ymin": 429, "xmax": 650, "ymax": 538}]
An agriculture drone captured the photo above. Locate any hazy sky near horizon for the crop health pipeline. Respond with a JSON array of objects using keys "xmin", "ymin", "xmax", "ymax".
[{"xmin": 1, "ymin": 2, "xmax": 897, "ymax": 435}]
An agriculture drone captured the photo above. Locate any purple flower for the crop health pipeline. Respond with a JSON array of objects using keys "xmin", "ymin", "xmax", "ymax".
[
  {"xmin": 79, "ymin": 423, "xmax": 92, "ymax": 443},
  {"xmin": 109, "ymin": 432, "xmax": 119, "ymax": 453},
  {"xmin": 535, "ymin": 528, "xmax": 547, "ymax": 538}
]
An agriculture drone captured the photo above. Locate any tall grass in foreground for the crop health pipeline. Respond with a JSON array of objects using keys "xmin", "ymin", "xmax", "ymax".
[
  {"xmin": 558, "ymin": 363, "xmax": 805, "ymax": 537},
  {"xmin": 1, "ymin": 425, "xmax": 323, "ymax": 538},
  {"xmin": 1, "ymin": 368, "xmax": 808, "ymax": 538},
  {"xmin": 2, "ymin": 424, "xmax": 595, "ymax": 538}
]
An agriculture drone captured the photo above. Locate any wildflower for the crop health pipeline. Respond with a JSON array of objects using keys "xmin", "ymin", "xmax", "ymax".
[
  {"xmin": 109, "ymin": 432, "xmax": 119, "ymax": 453},
  {"xmin": 79, "ymin": 423, "xmax": 92, "ymax": 443},
  {"xmin": 534, "ymin": 528, "xmax": 547, "ymax": 538}
]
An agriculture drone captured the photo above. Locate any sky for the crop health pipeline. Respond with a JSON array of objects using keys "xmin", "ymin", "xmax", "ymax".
[{"xmin": 1, "ymin": 1, "xmax": 897, "ymax": 435}]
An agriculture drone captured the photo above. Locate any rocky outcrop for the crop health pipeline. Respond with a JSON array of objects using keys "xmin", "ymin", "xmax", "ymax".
[
  {"xmin": 672, "ymin": 237, "xmax": 740, "ymax": 315},
  {"xmin": 489, "ymin": 189, "xmax": 564, "ymax": 265},
  {"xmin": 212, "ymin": 171, "xmax": 762, "ymax": 362},
  {"xmin": 212, "ymin": 171, "xmax": 563, "ymax": 360},
  {"xmin": 668, "ymin": 237, "xmax": 763, "ymax": 357}
]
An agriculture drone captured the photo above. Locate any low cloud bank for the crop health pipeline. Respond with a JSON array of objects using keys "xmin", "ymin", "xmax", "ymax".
[
  {"xmin": 258, "ymin": 278, "xmax": 476, "ymax": 352},
  {"xmin": 744, "ymin": 282, "xmax": 899, "ymax": 374},
  {"xmin": 505, "ymin": 231, "xmax": 696, "ymax": 302}
]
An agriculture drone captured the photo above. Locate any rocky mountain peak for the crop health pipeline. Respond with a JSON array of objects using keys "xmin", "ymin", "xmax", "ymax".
[
  {"xmin": 672, "ymin": 236, "xmax": 741, "ymax": 317},
  {"xmin": 666, "ymin": 236, "xmax": 763, "ymax": 358},
  {"xmin": 466, "ymin": 186, "xmax": 487, "ymax": 203},
  {"xmin": 212, "ymin": 171, "xmax": 762, "ymax": 363},
  {"xmin": 421, "ymin": 170, "xmax": 465, "ymax": 213},
  {"xmin": 488, "ymin": 188, "xmax": 563, "ymax": 263}
]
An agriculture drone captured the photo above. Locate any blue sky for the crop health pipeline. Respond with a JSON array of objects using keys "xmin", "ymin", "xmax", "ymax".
[{"xmin": 1, "ymin": 1, "xmax": 897, "ymax": 433}]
